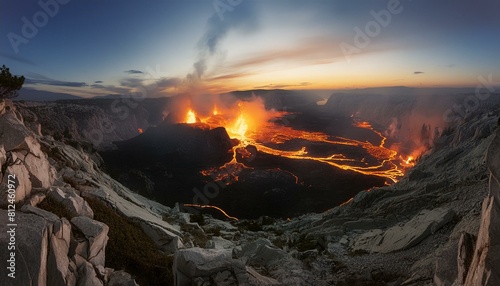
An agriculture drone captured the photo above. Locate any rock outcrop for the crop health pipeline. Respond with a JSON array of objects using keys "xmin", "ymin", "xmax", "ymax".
[
  {"xmin": 352, "ymin": 208, "xmax": 455, "ymax": 253},
  {"xmin": 0, "ymin": 104, "xmax": 56, "ymax": 206},
  {"xmin": 463, "ymin": 128, "xmax": 500, "ymax": 285}
]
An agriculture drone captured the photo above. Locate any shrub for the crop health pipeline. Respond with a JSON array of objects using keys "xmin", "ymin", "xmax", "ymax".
[{"xmin": 38, "ymin": 195, "xmax": 75, "ymax": 220}]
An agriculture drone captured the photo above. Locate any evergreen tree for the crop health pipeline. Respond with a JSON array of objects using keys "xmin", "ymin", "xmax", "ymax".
[{"xmin": 0, "ymin": 65, "xmax": 25, "ymax": 99}]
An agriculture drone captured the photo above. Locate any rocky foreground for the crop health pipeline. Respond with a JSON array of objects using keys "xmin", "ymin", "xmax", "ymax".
[{"xmin": 1, "ymin": 98, "xmax": 500, "ymax": 285}]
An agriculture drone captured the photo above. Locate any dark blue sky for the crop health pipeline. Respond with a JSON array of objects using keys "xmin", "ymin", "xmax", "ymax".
[{"xmin": 2, "ymin": 0, "xmax": 500, "ymax": 97}]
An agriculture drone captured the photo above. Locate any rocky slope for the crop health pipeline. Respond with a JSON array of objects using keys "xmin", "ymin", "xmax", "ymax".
[{"xmin": 1, "ymin": 97, "xmax": 500, "ymax": 285}]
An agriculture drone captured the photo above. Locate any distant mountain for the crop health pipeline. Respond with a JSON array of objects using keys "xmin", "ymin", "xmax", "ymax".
[
  {"xmin": 90, "ymin": 94, "xmax": 125, "ymax": 99},
  {"xmin": 329, "ymin": 86, "xmax": 475, "ymax": 96},
  {"xmin": 15, "ymin": 88, "xmax": 82, "ymax": 101}
]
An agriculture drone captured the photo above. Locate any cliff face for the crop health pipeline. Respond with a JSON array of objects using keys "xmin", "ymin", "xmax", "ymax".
[
  {"xmin": 0, "ymin": 100, "xmax": 181, "ymax": 285},
  {"xmin": 2, "ymin": 97, "xmax": 500, "ymax": 285},
  {"xmin": 14, "ymin": 99, "xmax": 170, "ymax": 150},
  {"xmin": 462, "ymin": 128, "xmax": 500, "ymax": 285}
]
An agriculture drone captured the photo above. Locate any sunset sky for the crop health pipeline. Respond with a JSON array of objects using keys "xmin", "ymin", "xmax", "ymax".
[{"xmin": 1, "ymin": 0, "xmax": 500, "ymax": 97}]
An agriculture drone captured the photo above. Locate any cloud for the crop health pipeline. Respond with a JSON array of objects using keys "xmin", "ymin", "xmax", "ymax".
[
  {"xmin": 120, "ymin": 77, "xmax": 144, "ymax": 87},
  {"xmin": 156, "ymin": 77, "xmax": 182, "ymax": 88},
  {"xmin": 25, "ymin": 78, "xmax": 88, "ymax": 87},
  {"xmin": 94, "ymin": 80, "xmax": 103, "ymax": 83},
  {"xmin": 225, "ymin": 38, "xmax": 344, "ymax": 72},
  {"xmin": 414, "ymin": 71, "xmax": 424, "ymax": 75},
  {"xmin": 188, "ymin": 1, "xmax": 259, "ymax": 82},
  {"xmin": 124, "ymin": 69, "xmax": 144, "ymax": 74},
  {"xmin": 0, "ymin": 52, "xmax": 36, "ymax": 66},
  {"xmin": 254, "ymin": 82, "xmax": 312, "ymax": 89},
  {"xmin": 206, "ymin": 72, "xmax": 256, "ymax": 82}
]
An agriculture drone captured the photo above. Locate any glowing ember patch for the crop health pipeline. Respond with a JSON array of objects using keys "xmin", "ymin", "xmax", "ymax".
[
  {"xmin": 402, "ymin": 155, "xmax": 416, "ymax": 166},
  {"xmin": 186, "ymin": 109, "xmax": 196, "ymax": 124},
  {"xmin": 213, "ymin": 106, "xmax": 219, "ymax": 115},
  {"xmin": 354, "ymin": 121, "xmax": 372, "ymax": 129},
  {"xmin": 137, "ymin": 128, "xmax": 143, "ymax": 134}
]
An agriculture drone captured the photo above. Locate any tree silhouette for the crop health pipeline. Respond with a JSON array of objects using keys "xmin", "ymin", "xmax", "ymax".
[{"xmin": 0, "ymin": 65, "xmax": 25, "ymax": 99}]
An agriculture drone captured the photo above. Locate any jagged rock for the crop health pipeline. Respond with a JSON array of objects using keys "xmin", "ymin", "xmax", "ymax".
[
  {"xmin": 21, "ymin": 204, "xmax": 77, "ymax": 285},
  {"xmin": 108, "ymin": 270, "xmax": 139, "ymax": 286},
  {"xmin": 20, "ymin": 204, "xmax": 59, "ymax": 222},
  {"xmin": 434, "ymin": 244, "xmax": 458, "ymax": 286},
  {"xmin": 139, "ymin": 220, "xmax": 184, "ymax": 253},
  {"xmin": 205, "ymin": 236, "xmax": 235, "ymax": 250},
  {"xmin": 0, "ymin": 161, "xmax": 32, "ymax": 206},
  {"xmin": 29, "ymin": 192, "xmax": 46, "ymax": 207},
  {"xmin": 239, "ymin": 238, "xmax": 287, "ymax": 266},
  {"xmin": 246, "ymin": 266, "xmax": 280, "ymax": 285},
  {"xmin": 22, "ymin": 135, "xmax": 56, "ymax": 187},
  {"xmin": 47, "ymin": 218, "xmax": 73, "ymax": 286},
  {"xmin": 49, "ymin": 187, "xmax": 94, "ymax": 218},
  {"xmin": 173, "ymin": 248, "xmax": 235, "ymax": 285},
  {"xmin": 0, "ymin": 108, "xmax": 55, "ymax": 206},
  {"xmin": 352, "ymin": 208, "xmax": 455, "ymax": 253},
  {"xmin": 343, "ymin": 217, "xmax": 390, "ymax": 230},
  {"xmin": 457, "ymin": 232, "xmax": 476, "ymax": 285},
  {"xmin": 76, "ymin": 260, "xmax": 103, "ymax": 286},
  {"xmin": 465, "ymin": 129, "xmax": 500, "ymax": 285},
  {"xmin": 0, "ymin": 210, "xmax": 50, "ymax": 286},
  {"xmin": 0, "ymin": 111, "xmax": 55, "ymax": 187},
  {"xmin": 173, "ymin": 247, "xmax": 279, "ymax": 286},
  {"xmin": 71, "ymin": 216, "xmax": 109, "ymax": 267}
]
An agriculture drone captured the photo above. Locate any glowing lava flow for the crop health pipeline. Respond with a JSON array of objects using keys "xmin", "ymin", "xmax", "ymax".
[
  {"xmin": 186, "ymin": 109, "xmax": 197, "ymax": 124},
  {"xmin": 182, "ymin": 106, "xmax": 412, "ymax": 183},
  {"xmin": 184, "ymin": 204, "xmax": 238, "ymax": 221},
  {"xmin": 228, "ymin": 113, "xmax": 248, "ymax": 142}
]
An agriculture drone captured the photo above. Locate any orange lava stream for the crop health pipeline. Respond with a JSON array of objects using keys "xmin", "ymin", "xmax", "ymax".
[
  {"xmin": 183, "ymin": 107, "xmax": 410, "ymax": 183},
  {"xmin": 183, "ymin": 203, "xmax": 239, "ymax": 221},
  {"xmin": 245, "ymin": 120, "xmax": 403, "ymax": 183}
]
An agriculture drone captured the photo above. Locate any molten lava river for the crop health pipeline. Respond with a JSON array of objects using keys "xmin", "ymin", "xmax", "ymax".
[{"xmin": 180, "ymin": 103, "xmax": 415, "ymax": 185}]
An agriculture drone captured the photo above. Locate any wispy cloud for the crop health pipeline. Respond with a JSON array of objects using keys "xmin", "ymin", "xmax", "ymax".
[
  {"xmin": 414, "ymin": 71, "xmax": 424, "ymax": 75},
  {"xmin": 226, "ymin": 38, "xmax": 342, "ymax": 71},
  {"xmin": 25, "ymin": 78, "xmax": 88, "ymax": 87},
  {"xmin": 206, "ymin": 72, "xmax": 256, "ymax": 82},
  {"xmin": 94, "ymin": 80, "xmax": 103, "ymax": 83},
  {"xmin": 156, "ymin": 77, "xmax": 182, "ymax": 88},
  {"xmin": 90, "ymin": 84, "xmax": 130, "ymax": 94},
  {"xmin": 124, "ymin": 69, "xmax": 144, "ymax": 74},
  {"xmin": 120, "ymin": 77, "xmax": 144, "ymax": 87},
  {"xmin": 0, "ymin": 52, "xmax": 36, "ymax": 66},
  {"xmin": 254, "ymin": 82, "xmax": 312, "ymax": 89}
]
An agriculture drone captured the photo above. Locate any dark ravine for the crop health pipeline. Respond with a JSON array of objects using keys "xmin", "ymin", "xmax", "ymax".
[{"xmin": 1, "ymin": 97, "xmax": 500, "ymax": 285}]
